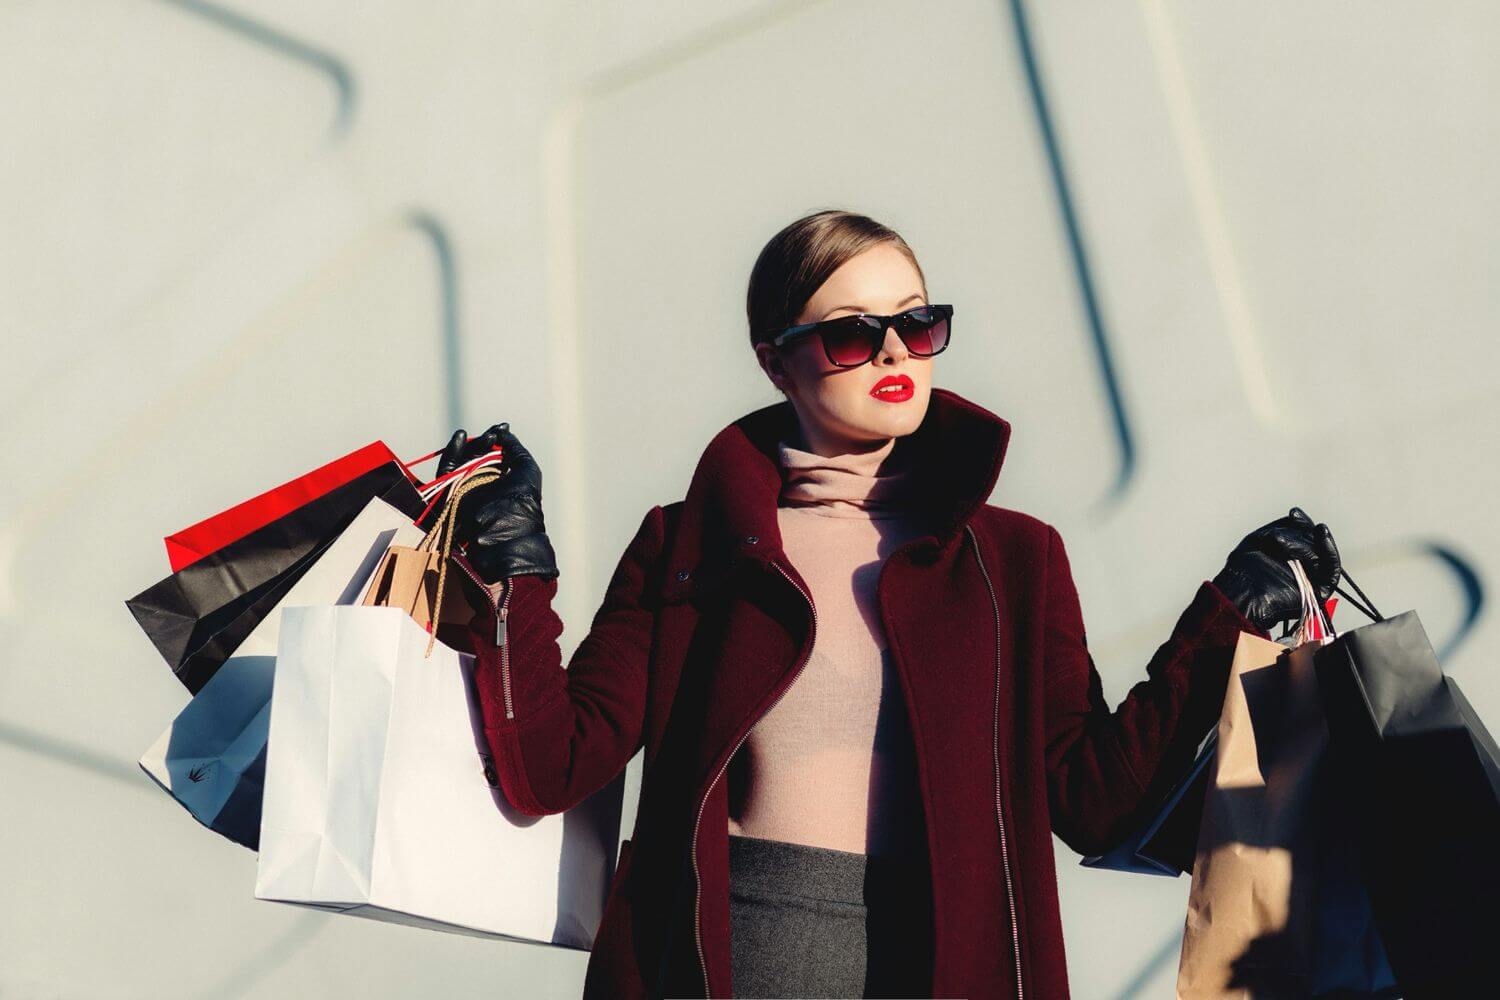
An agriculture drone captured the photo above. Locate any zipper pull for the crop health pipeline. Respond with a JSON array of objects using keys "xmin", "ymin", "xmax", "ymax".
[{"xmin": 496, "ymin": 604, "xmax": 508, "ymax": 647}]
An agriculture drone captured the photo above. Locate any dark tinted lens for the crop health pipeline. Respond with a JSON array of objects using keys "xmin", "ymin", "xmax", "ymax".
[
  {"xmin": 820, "ymin": 316, "xmax": 880, "ymax": 366},
  {"xmin": 895, "ymin": 307, "xmax": 949, "ymax": 356}
]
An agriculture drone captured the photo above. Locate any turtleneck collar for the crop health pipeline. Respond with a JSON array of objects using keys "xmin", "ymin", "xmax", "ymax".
[
  {"xmin": 776, "ymin": 434, "xmax": 924, "ymax": 519},
  {"xmin": 658, "ymin": 387, "xmax": 1013, "ymax": 589}
]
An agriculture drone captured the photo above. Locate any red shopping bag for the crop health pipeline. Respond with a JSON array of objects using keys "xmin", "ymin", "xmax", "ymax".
[{"xmin": 164, "ymin": 441, "xmax": 417, "ymax": 571}]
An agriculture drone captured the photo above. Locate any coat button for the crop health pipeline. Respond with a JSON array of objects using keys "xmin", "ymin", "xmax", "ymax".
[
  {"xmin": 676, "ymin": 569, "xmax": 691, "ymax": 581},
  {"xmin": 745, "ymin": 535, "xmax": 759, "ymax": 545}
]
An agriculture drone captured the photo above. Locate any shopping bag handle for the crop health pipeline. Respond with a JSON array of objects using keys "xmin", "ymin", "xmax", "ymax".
[
  {"xmin": 1272, "ymin": 567, "xmax": 1383, "ymax": 641},
  {"xmin": 1281, "ymin": 504, "xmax": 1387, "ymax": 628},
  {"xmin": 407, "ymin": 463, "xmax": 503, "ymax": 658},
  {"xmin": 1333, "ymin": 569, "xmax": 1383, "ymax": 624},
  {"xmin": 401, "ymin": 445, "xmax": 506, "ymax": 492},
  {"xmin": 1288, "ymin": 559, "xmax": 1334, "ymax": 642}
]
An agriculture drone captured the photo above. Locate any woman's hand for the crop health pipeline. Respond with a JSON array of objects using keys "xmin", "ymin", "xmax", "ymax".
[
  {"xmin": 1211, "ymin": 506, "xmax": 1341, "ymax": 633},
  {"xmin": 436, "ymin": 422, "xmax": 559, "ymax": 584}
]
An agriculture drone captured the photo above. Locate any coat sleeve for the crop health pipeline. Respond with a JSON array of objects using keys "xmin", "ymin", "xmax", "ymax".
[
  {"xmin": 466, "ymin": 505, "xmax": 666, "ymax": 817},
  {"xmin": 1041, "ymin": 522, "xmax": 1270, "ymax": 856}
]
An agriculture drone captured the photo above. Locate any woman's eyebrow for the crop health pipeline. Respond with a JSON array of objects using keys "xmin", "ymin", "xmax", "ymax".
[{"xmin": 819, "ymin": 292, "xmax": 924, "ymax": 321}]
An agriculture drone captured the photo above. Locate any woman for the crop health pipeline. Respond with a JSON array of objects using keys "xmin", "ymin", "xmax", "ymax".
[{"xmin": 437, "ymin": 210, "xmax": 1341, "ymax": 999}]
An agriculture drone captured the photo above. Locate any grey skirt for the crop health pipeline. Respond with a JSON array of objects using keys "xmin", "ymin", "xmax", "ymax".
[{"xmin": 727, "ymin": 833, "xmax": 934, "ymax": 999}]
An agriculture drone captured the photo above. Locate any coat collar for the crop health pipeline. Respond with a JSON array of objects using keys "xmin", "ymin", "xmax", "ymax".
[{"xmin": 661, "ymin": 387, "xmax": 1012, "ymax": 596}]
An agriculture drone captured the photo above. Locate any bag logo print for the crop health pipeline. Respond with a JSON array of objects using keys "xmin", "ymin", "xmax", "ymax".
[{"xmin": 187, "ymin": 762, "xmax": 214, "ymax": 783}]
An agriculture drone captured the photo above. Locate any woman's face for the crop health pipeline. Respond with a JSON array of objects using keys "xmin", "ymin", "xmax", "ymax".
[{"xmin": 755, "ymin": 243, "xmax": 933, "ymax": 456}]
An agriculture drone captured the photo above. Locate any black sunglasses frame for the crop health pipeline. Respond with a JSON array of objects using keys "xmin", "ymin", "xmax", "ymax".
[{"xmin": 768, "ymin": 303, "xmax": 954, "ymax": 369}]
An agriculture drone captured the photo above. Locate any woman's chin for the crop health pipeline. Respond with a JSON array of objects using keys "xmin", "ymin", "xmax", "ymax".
[
  {"xmin": 867, "ymin": 394, "xmax": 927, "ymax": 426},
  {"xmin": 847, "ymin": 403, "xmax": 926, "ymax": 440}
]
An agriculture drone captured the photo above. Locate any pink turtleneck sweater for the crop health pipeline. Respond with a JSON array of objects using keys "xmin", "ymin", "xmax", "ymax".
[{"xmin": 724, "ymin": 434, "xmax": 933, "ymax": 859}]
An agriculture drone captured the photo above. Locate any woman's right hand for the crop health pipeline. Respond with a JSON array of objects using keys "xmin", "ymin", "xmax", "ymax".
[{"xmin": 436, "ymin": 422, "xmax": 559, "ymax": 584}]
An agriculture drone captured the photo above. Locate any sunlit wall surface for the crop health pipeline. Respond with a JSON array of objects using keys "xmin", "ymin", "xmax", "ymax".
[{"xmin": 2, "ymin": 1, "xmax": 1495, "ymax": 997}]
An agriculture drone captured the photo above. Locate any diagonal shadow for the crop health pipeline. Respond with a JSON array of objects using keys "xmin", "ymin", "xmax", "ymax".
[
  {"xmin": 156, "ymin": 0, "xmax": 356, "ymax": 138},
  {"xmin": 0, "ymin": 717, "xmax": 146, "ymax": 789},
  {"xmin": 1006, "ymin": 0, "xmax": 1137, "ymax": 514},
  {"xmin": 405, "ymin": 212, "xmax": 466, "ymax": 435}
]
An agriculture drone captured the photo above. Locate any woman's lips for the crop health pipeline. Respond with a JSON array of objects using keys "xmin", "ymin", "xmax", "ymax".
[{"xmin": 870, "ymin": 376, "xmax": 914, "ymax": 403}]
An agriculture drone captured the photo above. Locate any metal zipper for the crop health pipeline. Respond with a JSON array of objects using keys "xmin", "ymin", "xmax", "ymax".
[
  {"xmin": 690, "ymin": 559, "xmax": 817, "ymax": 998},
  {"xmin": 965, "ymin": 523, "xmax": 1024, "ymax": 999},
  {"xmin": 498, "ymin": 583, "xmax": 513, "ymax": 718},
  {"xmin": 453, "ymin": 556, "xmax": 516, "ymax": 719}
]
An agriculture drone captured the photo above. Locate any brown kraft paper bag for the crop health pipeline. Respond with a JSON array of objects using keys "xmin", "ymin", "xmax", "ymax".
[
  {"xmin": 360, "ymin": 465, "xmax": 501, "ymax": 655},
  {"xmin": 1177, "ymin": 569, "xmax": 1330, "ymax": 999}
]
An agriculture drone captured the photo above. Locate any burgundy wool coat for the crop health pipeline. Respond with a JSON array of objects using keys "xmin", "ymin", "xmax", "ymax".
[{"xmin": 464, "ymin": 386, "xmax": 1270, "ymax": 999}]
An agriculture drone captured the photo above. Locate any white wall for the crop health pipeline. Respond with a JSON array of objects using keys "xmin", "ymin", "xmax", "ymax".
[{"xmin": 2, "ymin": 1, "xmax": 1495, "ymax": 996}]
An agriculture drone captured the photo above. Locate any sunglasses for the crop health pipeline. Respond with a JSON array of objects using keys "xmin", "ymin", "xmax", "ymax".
[{"xmin": 769, "ymin": 303, "xmax": 954, "ymax": 369}]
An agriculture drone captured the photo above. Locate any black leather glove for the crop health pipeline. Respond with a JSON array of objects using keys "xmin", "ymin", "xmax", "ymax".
[
  {"xmin": 436, "ymin": 422, "xmax": 559, "ymax": 585},
  {"xmin": 1211, "ymin": 506, "xmax": 1341, "ymax": 634}
]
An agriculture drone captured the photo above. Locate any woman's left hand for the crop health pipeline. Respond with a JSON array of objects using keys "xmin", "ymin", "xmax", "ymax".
[{"xmin": 1211, "ymin": 506, "xmax": 1342, "ymax": 633}]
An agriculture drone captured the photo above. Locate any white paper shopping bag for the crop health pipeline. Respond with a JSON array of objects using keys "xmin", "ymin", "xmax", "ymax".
[
  {"xmin": 255, "ymin": 604, "xmax": 624, "ymax": 949},
  {"xmin": 138, "ymin": 496, "xmax": 424, "ymax": 849}
]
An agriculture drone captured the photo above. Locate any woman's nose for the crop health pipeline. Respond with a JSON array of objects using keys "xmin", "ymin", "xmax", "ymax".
[{"xmin": 878, "ymin": 324, "xmax": 909, "ymax": 362}]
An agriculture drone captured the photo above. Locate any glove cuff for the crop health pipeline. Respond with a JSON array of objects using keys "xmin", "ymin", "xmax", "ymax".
[
  {"xmin": 1211, "ymin": 565, "xmax": 1273, "ymax": 632},
  {"xmin": 465, "ymin": 532, "xmax": 559, "ymax": 585}
]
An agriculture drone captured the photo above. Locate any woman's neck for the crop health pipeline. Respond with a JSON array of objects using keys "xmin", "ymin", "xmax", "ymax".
[
  {"xmin": 776, "ymin": 431, "xmax": 923, "ymax": 518},
  {"xmin": 787, "ymin": 424, "xmax": 898, "ymax": 464}
]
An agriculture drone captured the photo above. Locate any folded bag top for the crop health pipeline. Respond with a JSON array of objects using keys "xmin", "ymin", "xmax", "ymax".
[
  {"xmin": 164, "ymin": 441, "xmax": 414, "ymax": 572},
  {"xmin": 127, "ymin": 461, "xmax": 427, "ymax": 693}
]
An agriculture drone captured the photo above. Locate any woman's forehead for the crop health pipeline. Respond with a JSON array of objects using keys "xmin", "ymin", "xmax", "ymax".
[{"xmin": 810, "ymin": 246, "xmax": 923, "ymax": 302}]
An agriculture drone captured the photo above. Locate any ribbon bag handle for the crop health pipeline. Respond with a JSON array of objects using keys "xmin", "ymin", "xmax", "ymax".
[
  {"xmin": 401, "ymin": 445, "xmax": 507, "ymax": 507},
  {"xmin": 1273, "ymin": 562, "xmax": 1385, "ymax": 642},
  {"xmin": 1288, "ymin": 558, "xmax": 1335, "ymax": 643}
]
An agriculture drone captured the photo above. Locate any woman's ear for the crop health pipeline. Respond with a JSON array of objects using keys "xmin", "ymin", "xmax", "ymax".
[{"xmin": 755, "ymin": 342, "xmax": 792, "ymax": 393}]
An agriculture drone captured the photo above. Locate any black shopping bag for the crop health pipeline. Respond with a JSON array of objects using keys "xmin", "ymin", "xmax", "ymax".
[
  {"xmin": 1080, "ymin": 725, "xmax": 1219, "ymax": 876},
  {"xmin": 126, "ymin": 461, "xmax": 425, "ymax": 693},
  {"xmin": 1313, "ymin": 582, "xmax": 1500, "ymax": 999}
]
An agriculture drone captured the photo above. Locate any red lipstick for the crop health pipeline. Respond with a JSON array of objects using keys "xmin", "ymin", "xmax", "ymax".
[{"xmin": 869, "ymin": 373, "xmax": 914, "ymax": 403}]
